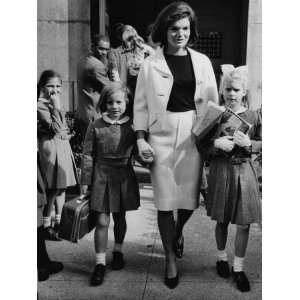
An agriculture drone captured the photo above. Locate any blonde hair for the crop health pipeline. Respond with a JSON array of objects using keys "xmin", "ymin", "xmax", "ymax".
[
  {"xmin": 97, "ymin": 82, "xmax": 132, "ymax": 114},
  {"xmin": 219, "ymin": 65, "xmax": 249, "ymax": 107}
]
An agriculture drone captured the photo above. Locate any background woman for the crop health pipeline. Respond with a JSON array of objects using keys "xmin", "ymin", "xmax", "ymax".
[{"xmin": 134, "ymin": 1, "xmax": 218, "ymax": 288}]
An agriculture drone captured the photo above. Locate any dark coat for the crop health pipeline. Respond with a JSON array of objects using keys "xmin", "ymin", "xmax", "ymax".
[
  {"xmin": 199, "ymin": 109, "xmax": 262, "ymax": 225},
  {"xmin": 76, "ymin": 54, "xmax": 110, "ymax": 124},
  {"xmin": 81, "ymin": 115, "xmax": 140, "ymax": 213}
]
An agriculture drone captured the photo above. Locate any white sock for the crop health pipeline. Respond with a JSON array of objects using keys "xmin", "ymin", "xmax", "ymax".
[
  {"xmin": 113, "ymin": 243, "xmax": 123, "ymax": 253},
  {"xmin": 233, "ymin": 256, "xmax": 244, "ymax": 272},
  {"xmin": 217, "ymin": 250, "xmax": 228, "ymax": 262},
  {"xmin": 55, "ymin": 214, "xmax": 61, "ymax": 225},
  {"xmin": 95, "ymin": 252, "xmax": 106, "ymax": 266},
  {"xmin": 43, "ymin": 216, "xmax": 51, "ymax": 228}
]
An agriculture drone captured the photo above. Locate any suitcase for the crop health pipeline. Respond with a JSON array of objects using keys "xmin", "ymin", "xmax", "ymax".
[{"xmin": 58, "ymin": 195, "xmax": 96, "ymax": 243}]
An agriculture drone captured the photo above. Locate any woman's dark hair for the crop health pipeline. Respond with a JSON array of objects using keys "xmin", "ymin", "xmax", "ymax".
[
  {"xmin": 98, "ymin": 82, "xmax": 132, "ymax": 116},
  {"xmin": 151, "ymin": 1, "xmax": 198, "ymax": 47},
  {"xmin": 37, "ymin": 70, "xmax": 62, "ymax": 99}
]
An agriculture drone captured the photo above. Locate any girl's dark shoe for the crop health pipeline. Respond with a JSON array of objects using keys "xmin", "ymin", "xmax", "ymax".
[
  {"xmin": 90, "ymin": 264, "xmax": 106, "ymax": 286},
  {"xmin": 216, "ymin": 260, "xmax": 230, "ymax": 278},
  {"xmin": 164, "ymin": 273, "xmax": 179, "ymax": 289},
  {"xmin": 173, "ymin": 236, "xmax": 184, "ymax": 259},
  {"xmin": 232, "ymin": 268, "xmax": 250, "ymax": 292},
  {"xmin": 38, "ymin": 261, "xmax": 64, "ymax": 281},
  {"xmin": 44, "ymin": 227, "xmax": 61, "ymax": 241},
  {"xmin": 111, "ymin": 251, "xmax": 125, "ymax": 270}
]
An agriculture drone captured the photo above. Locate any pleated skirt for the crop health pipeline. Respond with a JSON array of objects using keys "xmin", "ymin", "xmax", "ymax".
[
  {"xmin": 148, "ymin": 110, "xmax": 203, "ymax": 211},
  {"xmin": 90, "ymin": 162, "xmax": 140, "ymax": 213},
  {"xmin": 206, "ymin": 157, "xmax": 261, "ymax": 225},
  {"xmin": 38, "ymin": 137, "xmax": 77, "ymax": 190}
]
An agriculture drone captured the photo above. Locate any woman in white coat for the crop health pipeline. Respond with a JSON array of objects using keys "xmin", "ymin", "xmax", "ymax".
[{"xmin": 134, "ymin": 2, "xmax": 218, "ymax": 288}]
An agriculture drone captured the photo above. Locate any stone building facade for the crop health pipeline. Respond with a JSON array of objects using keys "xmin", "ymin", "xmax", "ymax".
[{"xmin": 37, "ymin": 0, "xmax": 261, "ymax": 111}]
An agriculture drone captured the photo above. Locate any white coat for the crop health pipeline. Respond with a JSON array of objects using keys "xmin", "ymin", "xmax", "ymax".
[
  {"xmin": 133, "ymin": 47, "xmax": 218, "ymax": 210},
  {"xmin": 133, "ymin": 47, "xmax": 219, "ymax": 132}
]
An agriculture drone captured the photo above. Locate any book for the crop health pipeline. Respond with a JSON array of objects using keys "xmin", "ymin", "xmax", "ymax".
[
  {"xmin": 192, "ymin": 101, "xmax": 251, "ymax": 139},
  {"xmin": 216, "ymin": 108, "xmax": 252, "ymax": 138},
  {"xmin": 192, "ymin": 101, "xmax": 225, "ymax": 138}
]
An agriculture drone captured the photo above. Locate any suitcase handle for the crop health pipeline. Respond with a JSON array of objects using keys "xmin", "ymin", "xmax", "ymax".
[{"xmin": 77, "ymin": 193, "xmax": 89, "ymax": 203}]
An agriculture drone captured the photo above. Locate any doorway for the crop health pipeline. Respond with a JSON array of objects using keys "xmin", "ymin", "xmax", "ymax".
[{"xmin": 93, "ymin": 0, "xmax": 249, "ymax": 83}]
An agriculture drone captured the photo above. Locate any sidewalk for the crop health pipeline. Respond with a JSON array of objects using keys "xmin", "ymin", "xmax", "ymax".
[{"xmin": 38, "ymin": 184, "xmax": 262, "ymax": 300}]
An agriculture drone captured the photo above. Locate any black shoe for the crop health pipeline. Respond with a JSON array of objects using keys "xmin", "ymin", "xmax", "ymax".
[
  {"xmin": 164, "ymin": 273, "xmax": 179, "ymax": 289},
  {"xmin": 44, "ymin": 227, "xmax": 61, "ymax": 241},
  {"xmin": 111, "ymin": 251, "xmax": 125, "ymax": 270},
  {"xmin": 38, "ymin": 261, "xmax": 63, "ymax": 282},
  {"xmin": 173, "ymin": 236, "xmax": 184, "ymax": 259},
  {"xmin": 38, "ymin": 268, "xmax": 49, "ymax": 282},
  {"xmin": 90, "ymin": 264, "xmax": 106, "ymax": 286},
  {"xmin": 232, "ymin": 268, "xmax": 250, "ymax": 292},
  {"xmin": 216, "ymin": 260, "xmax": 230, "ymax": 278}
]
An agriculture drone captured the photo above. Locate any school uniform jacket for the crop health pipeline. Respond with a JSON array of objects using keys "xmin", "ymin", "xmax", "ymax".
[{"xmin": 133, "ymin": 47, "xmax": 219, "ymax": 132}]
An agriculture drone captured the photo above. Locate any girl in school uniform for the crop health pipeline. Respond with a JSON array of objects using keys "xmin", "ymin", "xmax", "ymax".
[
  {"xmin": 37, "ymin": 70, "xmax": 77, "ymax": 241},
  {"xmin": 198, "ymin": 65, "xmax": 262, "ymax": 292},
  {"xmin": 81, "ymin": 82, "xmax": 140, "ymax": 286}
]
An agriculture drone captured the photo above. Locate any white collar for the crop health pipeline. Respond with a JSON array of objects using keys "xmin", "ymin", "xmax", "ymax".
[
  {"xmin": 234, "ymin": 107, "xmax": 247, "ymax": 114},
  {"xmin": 102, "ymin": 112, "xmax": 130, "ymax": 125}
]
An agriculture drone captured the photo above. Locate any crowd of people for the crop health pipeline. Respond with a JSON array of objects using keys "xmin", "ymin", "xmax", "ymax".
[{"xmin": 37, "ymin": 1, "xmax": 261, "ymax": 293}]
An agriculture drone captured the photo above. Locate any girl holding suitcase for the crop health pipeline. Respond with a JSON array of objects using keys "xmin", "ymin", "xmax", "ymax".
[
  {"xmin": 37, "ymin": 70, "xmax": 78, "ymax": 241},
  {"xmin": 81, "ymin": 82, "xmax": 140, "ymax": 286}
]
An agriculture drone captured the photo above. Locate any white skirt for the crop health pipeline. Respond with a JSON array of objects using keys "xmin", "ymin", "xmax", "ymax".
[{"xmin": 148, "ymin": 110, "xmax": 203, "ymax": 211}]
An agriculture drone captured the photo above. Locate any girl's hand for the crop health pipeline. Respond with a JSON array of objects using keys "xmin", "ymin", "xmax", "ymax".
[
  {"xmin": 50, "ymin": 93, "xmax": 61, "ymax": 109},
  {"xmin": 233, "ymin": 131, "xmax": 251, "ymax": 147},
  {"xmin": 137, "ymin": 139, "xmax": 155, "ymax": 163},
  {"xmin": 81, "ymin": 185, "xmax": 89, "ymax": 195},
  {"xmin": 214, "ymin": 136, "xmax": 235, "ymax": 152},
  {"xmin": 111, "ymin": 70, "xmax": 121, "ymax": 82}
]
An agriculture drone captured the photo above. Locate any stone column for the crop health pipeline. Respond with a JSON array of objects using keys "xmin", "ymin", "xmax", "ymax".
[
  {"xmin": 246, "ymin": 0, "xmax": 262, "ymax": 110},
  {"xmin": 37, "ymin": 0, "xmax": 90, "ymax": 111}
]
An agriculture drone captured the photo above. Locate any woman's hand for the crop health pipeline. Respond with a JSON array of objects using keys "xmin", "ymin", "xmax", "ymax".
[
  {"xmin": 233, "ymin": 131, "xmax": 251, "ymax": 148},
  {"xmin": 214, "ymin": 136, "xmax": 235, "ymax": 152},
  {"xmin": 137, "ymin": 139, "xmax": 155, "ymax": 163}
]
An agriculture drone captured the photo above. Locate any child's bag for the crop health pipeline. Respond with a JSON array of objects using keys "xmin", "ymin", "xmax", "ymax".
[{"xmin": 58, "ymin": 194, "xmax": 95, "ymax": 243}]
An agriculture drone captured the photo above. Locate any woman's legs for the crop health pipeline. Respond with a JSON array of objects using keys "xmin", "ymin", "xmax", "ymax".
[
  {"xmin": 157, "ymin": 210, "xmax": 177, "ymax": 278},
  {"xmin": 175, "ymin": 209, "xmax": 194, "ymax": 238}
]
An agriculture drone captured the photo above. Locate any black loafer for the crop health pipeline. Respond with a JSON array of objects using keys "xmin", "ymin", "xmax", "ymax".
[
  {"xmin": 38, "ymin": 268, "xmax": 49, "ymax": 282},
  {"xmin": 173, "ymin": 236, "xmax": 184, "ymax": 259},
  {"xmin": 216, "ymin": 260, "xmax": 230, "ymax": 278},
  {"xmin": 232, "ymin": 268, "xmax": 250, "ymax": 292},
  {"xmin": 90, "ymin": 264, "xmax": 106, "ymax": 286},
  {"xmin": 38, "ymin": 261, "xmax": 63, "ymax": 281},
  {"xmin": 44, "ymin": 227, "xmax": 61, "ymax": 241},
  {"xmin": 164, "ymin": 274, "xmax": 179, "ymax": 289},
  {"xmin": 111, "ymin": 251, "xmax": 125, "ymax": 270}
]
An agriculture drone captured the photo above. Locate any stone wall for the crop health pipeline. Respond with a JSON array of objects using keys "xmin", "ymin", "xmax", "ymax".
[
  {"xmin": 37, "ymin": 0, "xmax": 90, "ymax": 110},
  {"xmin": 247, "ymin": 0, "xmax": 262, "ymax": 110}
]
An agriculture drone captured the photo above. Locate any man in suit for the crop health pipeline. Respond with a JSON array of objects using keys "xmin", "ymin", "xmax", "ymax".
[{"xmin": 76, "ymin": 34, "xmax": 112, "ymax": 138}]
